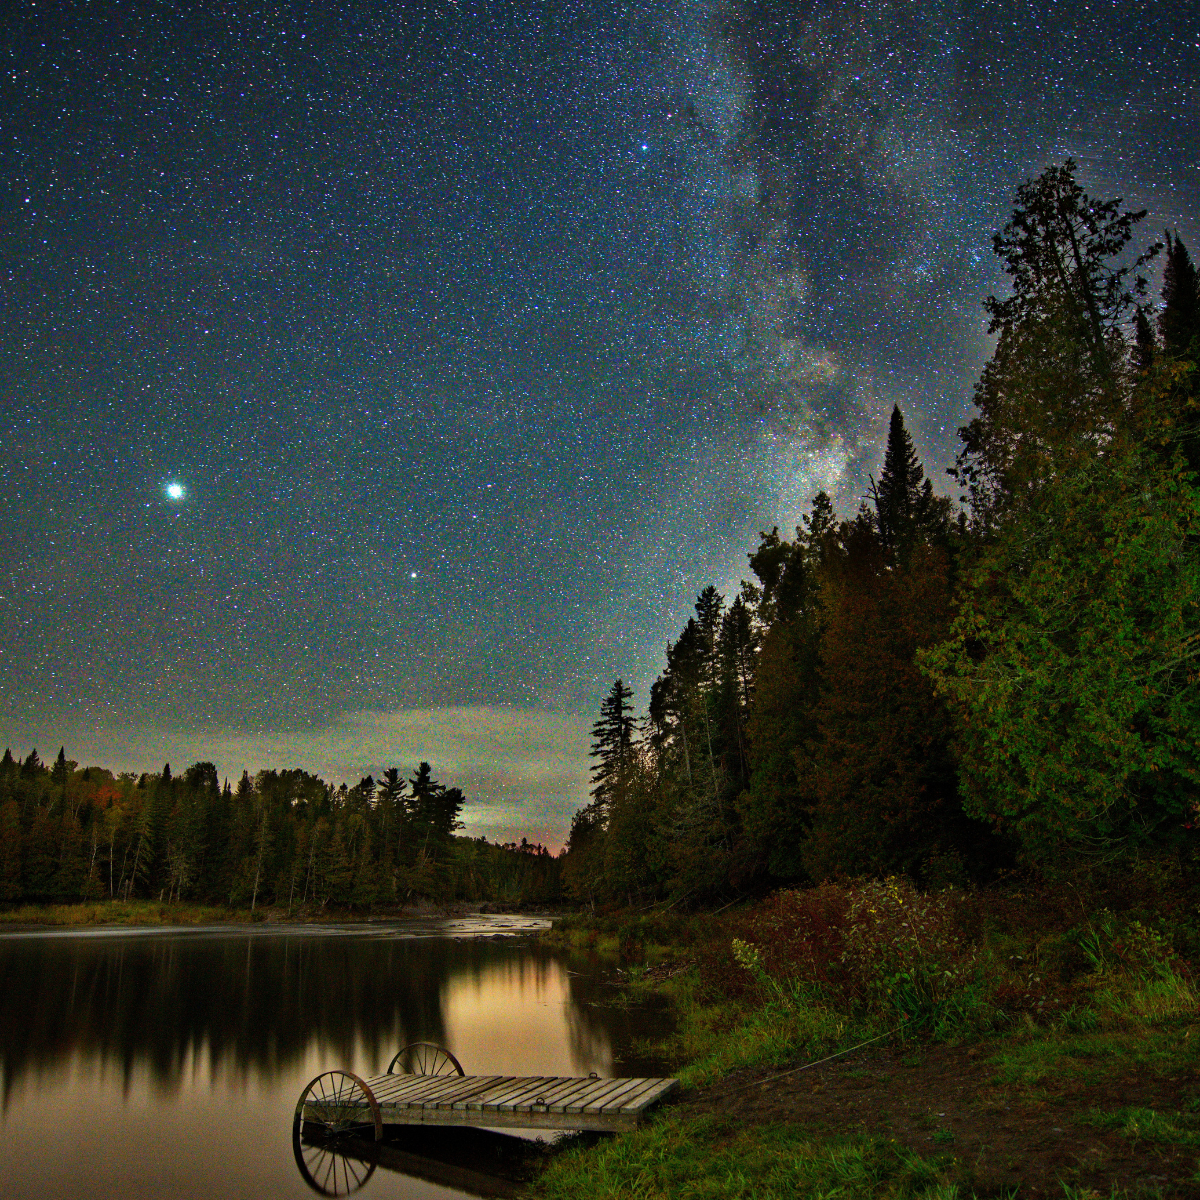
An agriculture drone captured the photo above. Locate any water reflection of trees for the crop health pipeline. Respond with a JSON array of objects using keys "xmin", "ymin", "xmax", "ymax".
[
  {"xmin": 559, "ymin": 958, "xmax": 676, "ymax": 1079},
  {"xmin": 0, "ymin": 933, "xmax": 517, "ymax": 1103},
  {"xmin": 0, "ymin": 933, "xmax": 676, "ymax": 1108}
]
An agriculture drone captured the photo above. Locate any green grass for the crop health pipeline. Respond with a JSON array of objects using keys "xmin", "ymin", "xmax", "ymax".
[
  {"xmin": 986, "ymin": 1013, "xmax": 1200, "ymax": 1092},
  {"xmin": 537, "ymin": 1115, "xmax": 965, "ymax": 1200},
  {"xmin": 1082, "ymin": 1106, "xmax": 1200, "ymax": 1147},
  {"xmin": 0, "ymin": 900, "xmax": 252, "ymax": 925},
  {"xmin": 534, "ymin": 900, "xmax": 1200, "ymax": 1200},
  {"xmin": 538, "ymin": 926, "xmax": 621, "ymax": 955},
  {"xmin": 623, "ymin": 966, "xmax": 861, "ymax": 1089}
]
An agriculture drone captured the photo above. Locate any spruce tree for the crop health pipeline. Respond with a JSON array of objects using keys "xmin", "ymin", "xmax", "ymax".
[
  {"xmin": 1160, "ymin": 232, "xmax": 1200, "ymax": 357},
  {"xmin": 589, "ymin": 679, "xmax": 634, "ymax": 815},
  {"xmin": 870, "ymin": 406, "xmax": 939, "ymax": 553},
  {"xmin": 51, "ymin": 747, "xmax": 69, "ymax": 814},
  {"xmin": 1132, "ymin": 306, "xmax": 1156, "ymax": 373}
]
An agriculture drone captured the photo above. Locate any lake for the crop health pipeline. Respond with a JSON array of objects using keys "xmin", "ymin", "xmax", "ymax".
[{"xmin": 0, "ymin": 915, "xmax": 672, "ymax": 1199}]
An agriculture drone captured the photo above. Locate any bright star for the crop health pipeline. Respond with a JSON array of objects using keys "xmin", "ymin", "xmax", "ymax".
[{"xmin": 164, "ymin": 481, "xmax": 186, "ymax": 502}]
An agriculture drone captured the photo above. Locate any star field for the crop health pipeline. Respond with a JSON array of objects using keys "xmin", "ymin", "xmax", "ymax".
[{"xmin": 1, "ymin": 0, "xmax": 1197, "ymax": 828}]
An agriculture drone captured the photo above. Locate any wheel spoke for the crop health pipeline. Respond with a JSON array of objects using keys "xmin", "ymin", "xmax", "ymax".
[{"xmin": 387, "ymin": 1042, "xmax": 464, "ymax": 1077}]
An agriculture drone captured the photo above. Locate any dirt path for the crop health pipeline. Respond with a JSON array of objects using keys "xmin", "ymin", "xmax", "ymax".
[{"xmin": 671, "ymin": 1041, "xmax": 1200, "ymax": 1196}]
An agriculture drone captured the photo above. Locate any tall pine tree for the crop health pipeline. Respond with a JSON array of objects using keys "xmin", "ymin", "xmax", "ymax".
[
  {"xmin": 589, "ymin": 679, "xmax": 634, "ymax": 817},
  {"xmin": 1160, "ymin": 232, "xmax": 1200, "ymax": 358},
  {"xmin": 870, "ymin": 406, "xmax": 941, "ymax": 554}
]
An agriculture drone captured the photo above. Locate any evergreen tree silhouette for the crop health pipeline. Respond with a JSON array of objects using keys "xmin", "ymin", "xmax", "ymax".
[
  {"xmin": 590, "ymin": 679, "xmax": 634, "ymax": 815},
  {"xmin": 870, "ymin": 406, "xmax": 937, "ymax": 553},
  {"xmin": 1160, "ymin": 232, "xmax": 1200, "ymax": 357},
  {"xmin": 1132, "ymin": 306, "xmax": 1156, "ymax": 373}
]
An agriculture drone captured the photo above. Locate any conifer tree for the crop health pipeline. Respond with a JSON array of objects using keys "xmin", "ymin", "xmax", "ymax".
[
  {"xmin": 51, "ymin": 748, "xmax": 69, "ymax": 815},
  {"xmin": 589, "ymin": 679, "xmax": 634, "ymax": 815},
  {"xmin": 987, "ymin": 159, "xmax": 1154, "ymax": 387},
  {"xmin": 925, "ymin": 182, "xmax": 1198, "ymax": 863},
  {"xmin": 1160, "ymin": 232, "xmax": 1200, "ymax": 357},
  {"xmin": 0, "ymin": 801, "xmax": 21, "ymax": 900},
  {"xmin": 870, "ymin": 406, "xmax": 941, "ymax": 554},
  {"xmin": 1132, "ymin": 306, "xmax": 1157, "ymax": 373},
  {"xmin": 739, "ymin": 523, "xmax": 821, "ymax": 880},
  {"xmin": 694, "ymin": 586, "xmax": 724, "ymax": 692},
  {"xmin": 955, "ymin": 161, "xmax": 1158, "ymax": 519}
]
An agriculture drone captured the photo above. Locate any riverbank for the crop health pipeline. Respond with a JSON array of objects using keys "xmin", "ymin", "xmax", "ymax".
[
  {"xmin": 535, "ymin": 869, "xmax": 1200, "ymax": 1198},
  {"xmin": 0, "ymin": 897, "xmax": 560, "ymax": 927},
  {"xmin": 0, "ymin": 899, "xmax": 254, "ymax": 925}
]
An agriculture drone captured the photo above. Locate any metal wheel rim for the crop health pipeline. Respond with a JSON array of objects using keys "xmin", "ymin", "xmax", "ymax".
[
  {"xmin": 292, "ymin": 1127, "xmax": 378, "ymax": 1197},
  {"xmin": 293, "ymin": 1069, "xmax": 383, "ymax": 1141},
  {"xmin": 386, "ymin": 1041, "xmax": 465, "ymax": 1076}
]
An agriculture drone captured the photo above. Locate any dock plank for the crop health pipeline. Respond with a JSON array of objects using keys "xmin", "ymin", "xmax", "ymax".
[
  {"xmin": 601, "ymin": 1077, "xmax": 670, "ymax": 1112},
  {"xmin": 545, "ymin": 1077, "xmax": 610, "ymax": 1112},
  {"xmin": 367, "ymin": 1075, "xmax": 458, "ymax": 1103},
  {"xmin": 367, "ymin": 1080, "xmax": 465, "ymax": 1099},
  {"xmin": 407, "ymin": 1076, "xmax": 502, "ymax": 1108},
  {"xmin": 521, "ymin": 1077, "xmax": 594, "ymax": 1109},
  {"xmin": 584, "ymin": 1078, "xmax": 649, "ymax": 1112},
  {"xmin": 561, "ymin": 1078, "xmax": 632, "ymax": 1112},
  {"xmin": 483, "ymin": 1077, "xmax": 561, "ymax": 1110},
  {"xmin": 511, "ymin": 1078, "xmax": 589, "ymax": 1112},
  {"xmin": 616, "ymin": 1078, "xmax": 677, "ymax": 1112},
  {"xmin": 457, "ymin": 1077, "xmax": 525, "ymax": 1106},
  {"xmin": 302, "ymin": 1072, "xmax": 678, "ymax": 1133},
  {"xmin": 430, "ymin": 1077, "xmax": 516, "ymax": 1109}
]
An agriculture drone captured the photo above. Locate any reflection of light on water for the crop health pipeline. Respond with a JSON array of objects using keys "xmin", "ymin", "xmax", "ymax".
[
  {"xmin": 442, "ymin": 958, "xmax": 611, "ymax": 1078},
  {"xmin": 0, "ymin": 929, "xmax": 628, "ymax": 1199}
]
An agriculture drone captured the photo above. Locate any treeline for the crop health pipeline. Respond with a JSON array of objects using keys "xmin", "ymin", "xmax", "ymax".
[
  {"xmin": 565, "ymin": 161, "xmax": 1200, "ymax": 905},
  {"xmin": 0, "ymin": 752, "xmax": 562, "ymax": 907}
]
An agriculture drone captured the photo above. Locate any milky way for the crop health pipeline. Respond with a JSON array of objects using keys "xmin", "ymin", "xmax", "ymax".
[{"xmin": 1, "ymin": 0, "xmax": 1196, "ymax": 832}]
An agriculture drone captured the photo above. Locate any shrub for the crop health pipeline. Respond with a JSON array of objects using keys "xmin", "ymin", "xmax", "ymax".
[
  {"xmin": 838, "ymin": 878, "xmax": 979, "ymax": 1028},
  {"xmin": 719, "ymin": 879, "xmax": 982, "ymax": 1031}
]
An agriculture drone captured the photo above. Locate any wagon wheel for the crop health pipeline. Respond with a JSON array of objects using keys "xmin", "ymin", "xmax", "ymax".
[
  {"xmin": 292, "ymin": 1129, "xmax": 377, "ymax": 1197},
  {"xmin": 293, "ymin": 1070, "xmax": 383, "ymax": 1142},
  {"xmin": 386, "ymin": 1041, "xmax": 465, "ymax": 1076}
]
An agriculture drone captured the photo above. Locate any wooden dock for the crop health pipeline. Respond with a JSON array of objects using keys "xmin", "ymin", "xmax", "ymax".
[{"xmin": 300, "ymin": 1071, "xmax": 678, "ymax": 1134}]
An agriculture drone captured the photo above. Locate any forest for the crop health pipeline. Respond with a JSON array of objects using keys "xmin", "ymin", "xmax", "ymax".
[
  {"xmin": 3, "ymin": 162, "xmax": 1198, "ymax": 914},
  {"xmin": 0, "ymin": 753, "xmax": 561, "ymax": 908},
  {"xmin": 562, "ymin": 162, "xmax": 1200, "ymax": 907}
]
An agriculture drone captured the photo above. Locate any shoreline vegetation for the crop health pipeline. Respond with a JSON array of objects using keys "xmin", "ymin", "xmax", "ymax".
[
  {"xmin": 533, "ymin": 865, "xmax": 1200, "ymax": 1198},
  {"xmin": 0, "ymin": 897, "xmax": 548, "ymax": 926}
]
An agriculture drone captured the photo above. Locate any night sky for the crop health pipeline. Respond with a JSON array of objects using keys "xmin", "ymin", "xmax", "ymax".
[{"xmin": 2, "ymin": 0, "xmax": 1197, "ymax": 844}]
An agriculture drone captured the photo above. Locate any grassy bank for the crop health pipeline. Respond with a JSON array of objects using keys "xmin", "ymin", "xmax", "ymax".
[
  {"xmin": 536, "ymin": 866, "xmax": 1200, "ymax": 1198},
  {"xmin": 0, "ymin": 899, "xmax": 256, "ymax": 925},
  {"xmin": 0, "ymin": 898, "xmax": 548, "ymax": 926},
  {"xmin": 542, "ymin": 1116, "xmax": 966, "ymax": 1200}
]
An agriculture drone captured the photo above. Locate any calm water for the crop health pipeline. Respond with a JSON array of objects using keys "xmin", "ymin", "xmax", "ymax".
[{"xmin": 0, "ymin": 917, "xmax": 672, "ymax": 1199}]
